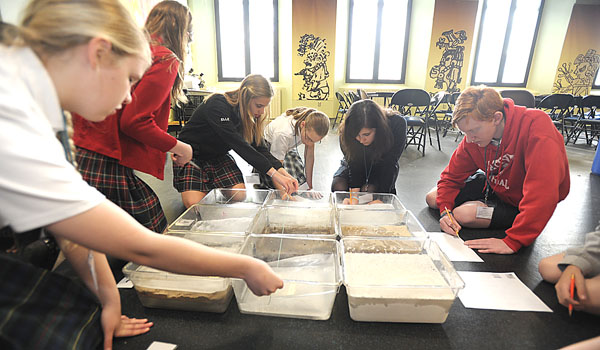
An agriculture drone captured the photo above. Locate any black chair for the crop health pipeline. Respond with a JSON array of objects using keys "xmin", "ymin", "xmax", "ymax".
[
  {"xmin": 389, "ymin": 88, "xmax": 432, "ymax": 156},
  {"xmin": 500, "ymin": 89, "xmax": 535, "ymax": 108},
  {"xmin": 439, "ymin": 91, "xmax": 462, "ymax": 140},
  {"xmin": 537, "ymin": 93, "xmax": 574, "ymax": 137},
  {"xmin": 568, "ymin": 95, "xmax": 600, "ymax": 148},
  {"xmin": 333, "ymin": 91, "xmax": 350, "ymax": 129},
  {"xmin": 427, "ymin": 91, "xmax": 447, "ymax": 151},
  {"xmin": 357, "ymin": 88, "xmax": 369, "ymax": 100},
  {"xmin": 347, "ymin": 91, "xmax": 360, "ymax": 104}
]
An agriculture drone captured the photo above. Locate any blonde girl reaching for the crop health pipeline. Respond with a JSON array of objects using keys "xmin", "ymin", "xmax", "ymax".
[{"xmin": 174, "ymin": 74, "xmax": 299, "ymax": 207}]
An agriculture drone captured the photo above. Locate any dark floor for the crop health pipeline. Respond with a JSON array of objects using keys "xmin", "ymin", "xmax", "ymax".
[{"xmin": 118, "ymin": 128, "xmax": 600, "ymax": 350}]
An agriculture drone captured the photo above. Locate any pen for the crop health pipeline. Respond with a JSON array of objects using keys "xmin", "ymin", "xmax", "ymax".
[
  {"xmin": 444, "ymin": 206, "xmax": 460, "ymax": 237},
  {"xmin": 569, "ymin": 273, "xmax": 575, "ymax": 317}
]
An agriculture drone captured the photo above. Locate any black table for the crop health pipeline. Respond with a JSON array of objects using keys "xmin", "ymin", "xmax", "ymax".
[
  {"xmin": 367, "ymin": 91, "xmax": 395, "ymax": 107},
  {"xmin": 112, "ymin": 226, "xmax": 600, "ymax": 350}
]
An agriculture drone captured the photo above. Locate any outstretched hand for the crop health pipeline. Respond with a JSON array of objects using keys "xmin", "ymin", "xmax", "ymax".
[
  {"xmin": 244, "ymin": 259, "xmax": 284, "ymax": 296},
  {"xmin": 465, "ymin": 238, "xmax": 515, "ymax": 254},
  {"xmin": 102, "ymin": 310, "xmax": 153, "ymax": 350}
]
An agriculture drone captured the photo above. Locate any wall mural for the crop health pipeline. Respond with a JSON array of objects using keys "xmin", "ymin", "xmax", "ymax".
[
  {"xmin": 294, "ymin": 34, "xmax": 330, "ymax": 101},
  {"xmin": 429, "ymin": 29, "xmax": 467, "ymax": 93},
  {"xmin": 553, "ymin": 49, "xmax": 600, "ymax": 96}
]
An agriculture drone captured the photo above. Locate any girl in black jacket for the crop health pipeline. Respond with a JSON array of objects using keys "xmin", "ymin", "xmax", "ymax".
[{"xmin": 175, "ymin": 74, "xmax": 298, "ymax": 207}]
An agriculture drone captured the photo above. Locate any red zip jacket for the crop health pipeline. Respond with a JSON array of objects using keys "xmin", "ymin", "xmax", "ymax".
[
  {"xmin": 436, "ymin": 98, "xmax": 570, "ymax": 251},
  {"xmin": 73, "ymin": 44, "xmax": 178, "ymax": 180}
]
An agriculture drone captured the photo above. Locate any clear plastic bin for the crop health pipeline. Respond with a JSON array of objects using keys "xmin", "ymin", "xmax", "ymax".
[
  {"xmin": 199, "ymin": 188, "xmax": 271, "ymax": 206},
  {"xmin": 336, "ymin": 209, "xmax": 427, "ymax": 239},
  {"xmin": 341, "ymin": 237, "xmax": 464, "ymax": 323},
  {"xmin": 264, "ymin": 190, "xmax": 332, "ymax": 209},
  {"xmin": 122, "ymin": 234, "xmax": 245, "ymax": 313},
  {"xmin": 167, "ymin": 203, "xmax": 258, "ymax": 234},
  {"xmin": 232, "ymin": 235, "xmax": 341, "ymax": 320},
  {"xmin": 333, "ymin": 191, "xmax": 407, "ymax": 211},
  {"xmin": 247, "ymin": 206, "xmax": 336, "ymax": 238}
]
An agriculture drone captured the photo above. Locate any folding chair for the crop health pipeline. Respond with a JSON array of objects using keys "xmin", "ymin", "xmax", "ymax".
[
  {"xmin": 500, "ymin": 89, "xmax": 535, "ymax": 108},
  {"xmin": 427, "ymin": 91, "xmax": 447, "ymax": 151},
  {"xmin": 537, "ymin": 93, "xmax": 574, "ymax": 138},
  {"xmin": 568, "ymin": 95, "xmax": 600, "ymax": 148},
  {"xmin": 333, "ymin": 91, "xmax": 349, "ymax": 129},
  {"xmin": 389, "ymin": 89, "xmax": 432, "ymax": 156}
]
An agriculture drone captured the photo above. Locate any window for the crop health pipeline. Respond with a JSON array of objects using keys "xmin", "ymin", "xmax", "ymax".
[
  {"xmin": 346, "ymin": 0, "xmax": 411, "ymax": 83},
  {"xmin": 471, "ymin": 0, "xmax": 543, "ymax": 87},
  {"xmin": 214, "ymin": 0, "xmax": 278, "ymax": 81}
]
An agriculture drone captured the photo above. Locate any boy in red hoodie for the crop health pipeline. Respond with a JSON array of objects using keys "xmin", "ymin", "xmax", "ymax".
[{"xmin": 425, "ymin": 86, "xmax": 570, "ymax": 254}]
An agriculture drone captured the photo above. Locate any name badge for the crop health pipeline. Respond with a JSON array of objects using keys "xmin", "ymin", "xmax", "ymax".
[
  {"xmin": 244, "ymin": 173, "xmax": 260, "ymax": 184},
  {"xmin": 476, "ymin": 206, "xmax": 494, "ymax": 220},
  {"xmin": 358, "ymin": 193, "xmax": 373, "ymax": 204}
]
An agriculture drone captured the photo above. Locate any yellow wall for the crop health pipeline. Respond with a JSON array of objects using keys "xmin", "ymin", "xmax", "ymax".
[
  {"xmin": 425, "ymin": 0, "xmax": 478, "ymax": 93},
  {"xmin": 187, "ymin": 0, "xmax": 597, "ymax": 117},
  {"xmin": 552, "ymin": 3, "xmax": 600, "ymax": 96}
]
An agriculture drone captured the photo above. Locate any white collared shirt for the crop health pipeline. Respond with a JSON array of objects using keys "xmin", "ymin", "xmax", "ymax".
[
  {"xmin": 0, "ymin": 45, "xmax": 104, "ymax": 232},
  {"xmin": 264, "ymin": 113, "xmax": 303, "ymax": 160}
]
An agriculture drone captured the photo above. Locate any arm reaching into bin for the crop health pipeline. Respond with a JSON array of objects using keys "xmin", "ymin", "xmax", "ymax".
[{"xmin": 48, "ymin": 200, "xmax": 284, "ymax": 296}]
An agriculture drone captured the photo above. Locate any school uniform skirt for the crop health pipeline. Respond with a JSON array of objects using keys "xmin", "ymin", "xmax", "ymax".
[
  {"xmin": 0, "ymin": 254, "xmax": 102, "ymax": 349},
  {"xmin": 76, "ymin": 147, "xmax": 167, "ymax": 233},
  {"xmin": 172, "ymin": 154, "xmax": 244, "ymax": 192},
  {"xmin": 258, "ymin": 149, "xmax": 307, "ymax": 189}
]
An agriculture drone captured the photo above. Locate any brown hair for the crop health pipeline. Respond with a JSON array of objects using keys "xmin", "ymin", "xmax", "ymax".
[
  {"xmin": 145, "ymin": 1, "xmax": 192, "ymax": 106},
  {"xmin": 340, "ymin": 99, "xmax": 393, "ymax": 162},
  {"xmin": 285, "ymin": 107, "xmax": 330, "ymax": 138},
  {"xmin": 222, "ymin": 74, "xmax": 273, "ymax": 145},
  {"xmin": 452, "ymin": 86, "xmax": 504, "ymax": 126}
]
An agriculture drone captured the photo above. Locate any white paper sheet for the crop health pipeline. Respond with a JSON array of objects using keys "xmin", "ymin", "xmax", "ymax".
[
  {"xmin": 457, "ymin": 271, "xmax": 552, "ymax": 312},
  {"xmin": 147, "ymin": 341, "xmax": 178, "ymax": 350},
  {"xmin": 428, "ymin": 232, "xmax": 483, "ymax": 262},
  {"xmin": 116, "ymin": 276, "xmax": 133, "ymax": 289}
]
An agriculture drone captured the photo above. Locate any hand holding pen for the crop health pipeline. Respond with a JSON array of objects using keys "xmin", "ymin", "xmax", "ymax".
[
  {"xmin": 556, "ymin": 265, "xmax": 587, "ymax": 316},
  {"xmin": 440, "ymin": 206, "xmax": 461, "ymax": 237}
]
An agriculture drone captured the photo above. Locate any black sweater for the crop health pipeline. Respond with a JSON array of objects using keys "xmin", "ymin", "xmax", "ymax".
[
  {"xmin": 178, "ymin": 94, "xmax": 282, "ymax": 174},
  {"xmin": 344, "ymin": 113, "xmax": 407, "ymax": 191}
]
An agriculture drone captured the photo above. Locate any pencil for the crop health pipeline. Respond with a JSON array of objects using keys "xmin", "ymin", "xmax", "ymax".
[
  {"xmin": 444, "ymin": 206, "xmax": 460, "ymax": 237},
  {"xmin": 569, "ymin": 273, "xmax": 575, "ymax": 317}
]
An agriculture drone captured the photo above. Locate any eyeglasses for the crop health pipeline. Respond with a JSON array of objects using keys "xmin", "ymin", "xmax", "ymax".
[{"xmin": 304, "ymin": 128, "xmax": 322, "ymax": 144}]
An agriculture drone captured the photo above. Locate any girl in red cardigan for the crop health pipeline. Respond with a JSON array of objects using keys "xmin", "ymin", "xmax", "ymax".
[{"xmin": 73, "ymin": 1, "xmax": 193, "ymax": 233}]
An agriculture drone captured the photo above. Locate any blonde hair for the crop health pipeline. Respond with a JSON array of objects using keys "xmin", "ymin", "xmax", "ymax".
[
  {"xmin": 3, "ymin": 0, "xmax": 152, "ymax": 167},
  {"xmin": 145, "ymin": 1, "xmax": 192, "ymax": 106},
  {"xmin": 452, "ymin": 86, "xmax": 504, "ymax": 126},
  {"xmin": 223, "ymin": 74, "xmax": 273, "ymax": 145},
  {"xmin": 285, "ymin": 107, "xmax": 330, "ymax": 138},
  {"xmin": 3, "ymin": 0, "xmax": 150, "ymax": 66}
]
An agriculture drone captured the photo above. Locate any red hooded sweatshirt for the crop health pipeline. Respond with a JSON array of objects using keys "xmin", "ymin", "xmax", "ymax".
[{"xmin": 436, "ymin": 98, "xmax": 570, "ymax": 252}]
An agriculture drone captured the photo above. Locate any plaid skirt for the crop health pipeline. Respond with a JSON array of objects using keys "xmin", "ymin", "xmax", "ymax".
[
  {"xmin": 76, "ymin": 147, "xmax": 167, "ymax": 233},
  {"xmin": 0, "ymin": 254, "xmax": 102, "ymax": 350},
  {"xmin": 258, "ymin": 150, "xmax": 307, "ymax": 189},
  {"xmin": 172, "ymin": 154, "xmax": 244, "ymax": 193}
]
